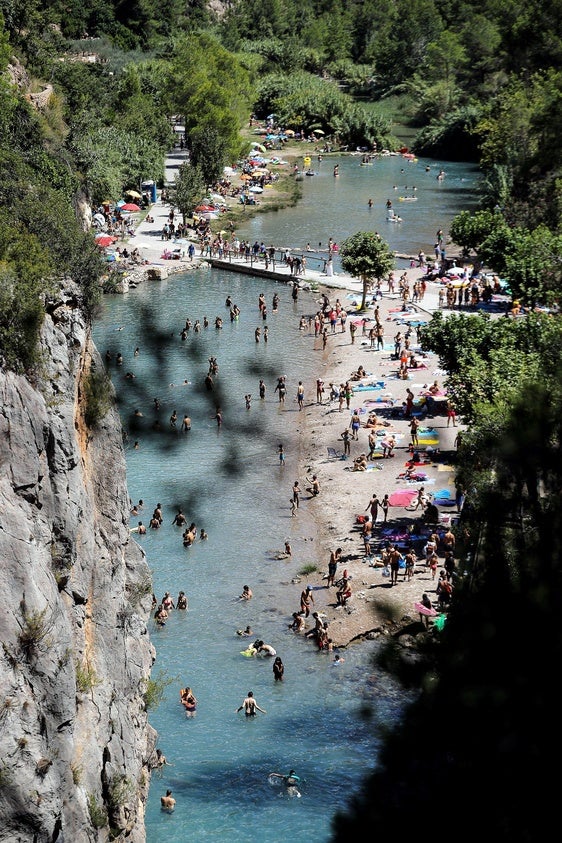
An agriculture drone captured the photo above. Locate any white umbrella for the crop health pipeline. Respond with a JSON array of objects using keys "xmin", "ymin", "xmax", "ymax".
[
  {"xmin": 202, "ymin": 212, "xmax": 219, "ymax": 220},
  {"xmin": 248, "ymin": 186, "xmax": 263, "ymax": 193}
]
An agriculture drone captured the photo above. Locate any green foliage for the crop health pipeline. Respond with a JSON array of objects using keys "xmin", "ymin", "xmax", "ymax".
[
  {"xmin": 189, "ymin": 129, "xmax": 228, "ymax": 189},
  {"xmin": 142, "ymin": 669, "xmax": 174, "ymax": 711},
  {"xmin": 87, "ymin": 793, "xmax": 108, "ymax": 829},
  {"xmin": 18, "ymin": 608, "xmax": 50, "ymax": 656},
  {"xmin": 173, "ymin": 161, "xmax": 205, "ymax": 220},
  {"xmin": 254, "ymin": 72, "xmax": 393, "ymax": 149},
  {"xmin": 449, "ymin": 209, "xmax": 504, "ymax": 257},
  {"xmin": 76, "ymin": 661, "xmax": 101, "ymax": 693},
  {"xmin": 339, "ymin": 232, "xmax": 394, "ymax": 310},
  {"xmin": 108, "ymin": 774, "xmax": 134, "ymax": 811},
  {"xmin": 420, "ymin": 311, "xmax": 562, "ymax": 422},
  {"xmin": 83, "ymin": 365, "xmax": 113, "ymax": 429},
  {"xmin": 298, "ymin": 564, "xmax": 317, "ymax": 576},
  {"xmin": 167, "ymin": 33, "xmax": 253, "ymax": 163}
]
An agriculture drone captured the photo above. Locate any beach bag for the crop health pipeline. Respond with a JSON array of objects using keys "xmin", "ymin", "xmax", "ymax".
[{"xmin": 382, "ymin": 565, "xmax": 390, "ymax": 577}]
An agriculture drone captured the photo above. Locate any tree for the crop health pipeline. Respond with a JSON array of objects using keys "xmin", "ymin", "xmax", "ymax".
[
  {"xmin": 449, "ymin": 209, "xmax": 506, "ymax": 259},
  {"xmin": 173, "ymin": 162, "xmax": 205, "ymax": 222},
  {"xmin": 188, "ymin": 128, "xmax": 228, "ymax": 189},
  {"xmin": 479, "ymin": 223, "xmax": 562, "ymax": 305},
  {"xmin": 339, "ymin": 232, "xmax": 394, "ymax": 310}
]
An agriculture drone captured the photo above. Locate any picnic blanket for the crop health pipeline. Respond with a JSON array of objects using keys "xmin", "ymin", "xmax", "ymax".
[{"xmin": 388, "ymin": 489, "xmax": 418, "ymax": 507}]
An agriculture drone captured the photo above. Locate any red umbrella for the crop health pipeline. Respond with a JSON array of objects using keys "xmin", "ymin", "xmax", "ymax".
[
  {"xmin": 121, "ymin": 202, "xmax": 141, "ymax": 211},
  {"xmin": 194, "ymin": 204, "xmax": 216, "ymax": 212},
  {"xmin": 95, "ymin": 235, "xmax": 117, "ymax": 248}
]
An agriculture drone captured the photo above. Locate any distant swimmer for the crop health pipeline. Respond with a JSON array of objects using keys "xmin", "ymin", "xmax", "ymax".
[
  {"xmin": 160, "ymin": 789, "xmax": 176, "ymax": 812},
  {"xmin": 236, "ymin": 690, "xmax": 266, "ymax": 716},
  {"xmin": 268, "ymin": 770, "xmax": 301, "ymax": 797}
]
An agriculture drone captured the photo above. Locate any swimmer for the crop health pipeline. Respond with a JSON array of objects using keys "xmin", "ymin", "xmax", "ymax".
[
  {"xmin": 160, "ymin": 789, "xmax": 175, "ymax": 812},
  {"xmin": 176, "ymin": 591, "xmax": 188, "ymax": 610},
  {"xmin": 269, "ymin": 770, "xmax": 301, "ymax": 797},
  {"xmin": 199, "ymin": 528, "xmax": 208, "ymax": 540},
  {"xmin": 236, "ymin": 690, "xmax": 266, "ymax": 716},
  {"xmin": 236, "ymin": 625, "xmax": 253, "ymax": 637},
  {"xmin": 240, "ymin": 585, "xmax": 253, "ymax": 600}
]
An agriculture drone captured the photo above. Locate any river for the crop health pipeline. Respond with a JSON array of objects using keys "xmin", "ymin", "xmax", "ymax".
[{"xmin": 92, "ymin": 152, "xmax": 479, "ymax": 843}]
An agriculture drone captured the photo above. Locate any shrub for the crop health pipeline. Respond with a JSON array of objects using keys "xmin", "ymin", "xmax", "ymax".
[
  {"xmin": 83, "ymin": 365, "xmax": 113, "ymax": 428},
  {"xmin": 87, "ymin": 794, "xmax": 108, "ymax": 829},
  {"xmin": 18, "ymin": 608, "xmax": 50, "ymax": 656},
  {"xmin": 142, "ymin": 670, "xmax": 174, "ymax": 711},
  {"xmin": 76, "ymin": 662, "xmax": 101, "ymax": 693}
]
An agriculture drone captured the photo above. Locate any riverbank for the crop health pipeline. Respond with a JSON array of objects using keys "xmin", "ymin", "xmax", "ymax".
[{"xmin": 287, "ymin": 281, "xmax": 460, "ymax": 648}]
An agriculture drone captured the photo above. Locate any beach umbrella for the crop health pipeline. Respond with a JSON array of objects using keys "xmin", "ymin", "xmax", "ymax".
[
  {"xmin": 249, "ymin": 186, "xmax": 263, "ymax": 193},
  {"xmin": 125, "ymin": 189, "xmax": 142, "ymax": 199},
  {"xmin": 311, "ymin": 129, "xmax": 325, "ymax": 135},
  {"xmin": 194, "ymin": 204, "xmax": 216, "ymax": 212},
  {"xmin": 202, "ymin": 212, "xmax": 219, "ymax": 220},
  {"xmin": 121, "ymin": 202, "xmax": 141, "ymax": 212},
  {"xmin": 251, "ymin": 142, "xmax": 267, "ymax": 153},
  {"xmin": 240, "ymin": 174, "xmax": 252, "ymax": 181},
  {"xmin": 284, "ymin": 129, "xmax": 295, "ymax": 137},
  {"xmin": 252, "ymin": 168, "xmax": 269, "ymax": 175}
]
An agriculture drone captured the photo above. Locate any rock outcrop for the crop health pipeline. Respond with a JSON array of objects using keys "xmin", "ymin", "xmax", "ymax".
[{"xmin": 0, "ymin": 287, "xmax": 155, "ymax": 841}]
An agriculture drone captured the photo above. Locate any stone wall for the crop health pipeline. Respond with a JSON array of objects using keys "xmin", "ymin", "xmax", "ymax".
[{"xmin": 0, "ymin": 290, "xmax": 155, "ymax": 842}]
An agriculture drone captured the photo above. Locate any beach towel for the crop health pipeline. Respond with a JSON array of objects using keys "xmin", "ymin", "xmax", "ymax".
[
  {"xmin": 363, "ymin": 397, "xmax": 395, "ymax": 405},
  {"xmin": 354, "ymin": 383, "xmax": 387, "ymax": 392},
  {"xmin": 434, "ymin": 488, "xmax": 456, "ymax": 506},
  {"xmin": 388, "ymin": 490, "xmax": 418, "ymax": 507}
]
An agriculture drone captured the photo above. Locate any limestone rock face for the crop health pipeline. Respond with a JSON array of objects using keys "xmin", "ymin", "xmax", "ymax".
[{"xmin": 0, "ymin": 293, "xmax": 155, "ymax": 842}]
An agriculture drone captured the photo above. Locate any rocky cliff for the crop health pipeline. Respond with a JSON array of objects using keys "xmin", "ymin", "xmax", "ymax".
[{"xmin": 0, "ymin": 288, "xmax": 156, "ymax": 842}]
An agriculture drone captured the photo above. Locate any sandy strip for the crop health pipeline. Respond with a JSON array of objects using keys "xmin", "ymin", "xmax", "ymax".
[{"xmin": 285, "ymin": 283, "xmax": 461, "ymax": 646}]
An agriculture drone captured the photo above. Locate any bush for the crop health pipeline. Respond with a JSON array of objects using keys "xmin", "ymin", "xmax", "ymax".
[
  {"xmin": 87, "ymin": 794, "xmax": 108, "ymax": 829},
  {"xmin": 142, "ymin": 670, "xmax": 174, "ymax": 711},
  {"xmin": 83, "ymin": 365, "xmax": 113, "ymax": 428},
  {"xmin": 18, "ymin": 609, "xmax": 50, "ymax": 656}
]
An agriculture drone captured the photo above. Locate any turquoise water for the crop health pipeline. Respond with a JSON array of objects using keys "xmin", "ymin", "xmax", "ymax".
[
  {"xmin": 92, "ymin": 155, "xmax": 478, "ymax": 842},
  {"xmin": 237, "ymin": 152, "xmax": 480, "ymax": 268}
]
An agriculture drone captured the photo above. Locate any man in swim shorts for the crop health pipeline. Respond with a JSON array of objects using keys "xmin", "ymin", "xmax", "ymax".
[{"xmin": 236, "ymin": 691, "xmax": 266, "ymax": 716}]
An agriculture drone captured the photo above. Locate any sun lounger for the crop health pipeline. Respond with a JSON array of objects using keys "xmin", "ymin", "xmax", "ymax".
[{"xmin": 327, "ymin": 447, "xmax": 345, "ymax": 460}]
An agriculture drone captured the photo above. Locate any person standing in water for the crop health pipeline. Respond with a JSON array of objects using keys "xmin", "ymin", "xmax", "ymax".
[
  {"xmin": 236, "ymin": 691, "xmax": 266, "ymax": 716},
  {"xmin": 273, "ymin": 656, "xmax": 284, "ymax": 681}
]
